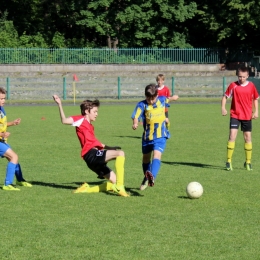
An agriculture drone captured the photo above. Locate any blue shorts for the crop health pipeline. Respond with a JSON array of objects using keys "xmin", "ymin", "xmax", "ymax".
[
  {"xmin": 142, "ymin": 138, "xmax": 167, "ymax": 154},
  {"xmin": 0, "ymin": 142, "xmax": 11, "ymax": 157}
]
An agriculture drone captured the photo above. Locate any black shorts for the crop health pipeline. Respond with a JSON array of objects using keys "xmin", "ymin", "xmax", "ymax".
[
  {"xmin": 230, "ymin": 117, "xmax": 252, "ymax": 132},
  {"xmin": 83, "ymin": 149, "xmax": 112, "ymax": 179}
]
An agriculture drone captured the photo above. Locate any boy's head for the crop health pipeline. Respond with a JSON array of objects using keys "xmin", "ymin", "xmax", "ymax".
[
  {"xmin": 145, "ymin": 84, "xmax": 158, "ymax": 105},
  {"xmin": 80, "ymin": 99, "xmax": 100, "ymax": 116},
  {"xmin": 156, "ymin": 74, "xmax": 165, "ymax": 87},
  {"xmin": 237, "ymin": 66, "xmax": 249, "ymax": 84},
  {"xmin": 0, "ymin": 87, "xmax": 6, "ymax": 106}
]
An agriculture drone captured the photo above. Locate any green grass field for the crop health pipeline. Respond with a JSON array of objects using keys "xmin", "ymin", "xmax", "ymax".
[{"xmin": 1, "ymin": 102, "xmax": 260, "ymax": 260}]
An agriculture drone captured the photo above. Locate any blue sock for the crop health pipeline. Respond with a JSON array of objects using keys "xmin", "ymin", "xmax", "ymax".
[
  {"xmin": 151, "ymin": 159, "xmax": 161, "ymax": 179},
  {"xmin": 142, "ymin": 162, "xmax": 150, "ymax": 175},
  {"xmin": 5, "ymin": 162, "xmax": 17, "ymax": 185},
  {"xmin": 15, "ymin": 163, "xmax": 25, "ymax": 182}
]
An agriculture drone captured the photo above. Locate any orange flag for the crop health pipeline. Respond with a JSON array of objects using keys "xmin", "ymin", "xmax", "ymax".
[{"xmin": 73, "ymin": 74, "xmax": 79, "ymax": 81}]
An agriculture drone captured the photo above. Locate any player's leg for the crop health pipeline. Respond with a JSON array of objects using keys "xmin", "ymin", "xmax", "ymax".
[
  {"xmin": 226, "ymin": 118, "xmax": 239, "ymax": 170},
  {"xmin": 105, "ymin": 150, "xmax": 129, "ymax": 197},
  {"xmin": 242, "ymin": 120, "xmax": 253, "ymax": 171},
  {"xmin": 1, "ymin": 145, "xmax": 20, "ymax": 191},
  {"xmin": 15, "ymin": 163, "xmax": 32, "ymax": 187},
  {"xmin": 74, "ymin": 149, "xmax": 115, "ymax": 193},
  {"xmin": 140, "ymin": 151, "xmax": 152, "ymax": 190},
  {"xmin": 145, "ymin": 138, "xmax": 166, "ymax": 187}
]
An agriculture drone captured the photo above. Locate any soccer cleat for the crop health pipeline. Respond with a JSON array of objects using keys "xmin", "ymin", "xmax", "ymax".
[
  {"xmin": 16, "ymin": 181, "xmax": 32, "ymax": 187},
  {"xmin": 2, "ymin": 184, "xmax": 20, "ymax": 191},
  {"xmin": 73, "ymin": 182, "xmax": 90, "ymax": 193},
  {"xmin": 145, "ymin": 170, "xmax": 154, "ymax": 187},
  {"xmin": 140, "ymin": 177, "xmax": 148, "ymax": 191},
  {"xmin": 111, "ymin": 184, "xmax": 129, "ymax": 197},
  {"xmin": 226, "ymin": 162, "xmax": 233, "ymax": 171},
  {"xmin": 244, "ymin": 162, "xmax": 253, "ymax": 171}
]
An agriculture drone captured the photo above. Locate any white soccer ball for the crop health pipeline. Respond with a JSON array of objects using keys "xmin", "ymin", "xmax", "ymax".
[{"xmin": 186, "ymin": 182, "xmax": 203, "ymax": 199}]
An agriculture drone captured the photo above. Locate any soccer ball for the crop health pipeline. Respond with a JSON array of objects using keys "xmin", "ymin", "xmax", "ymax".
[{"xmin": 186, "ymin": 182, "xmax": 203, "ymax": 199}]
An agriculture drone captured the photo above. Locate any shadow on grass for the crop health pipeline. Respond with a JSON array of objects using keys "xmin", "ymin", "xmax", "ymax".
[
  {"xmin": 162, "ymin": 161, "xmax": 224, "ymax": 170},
  {"xmin": 178, "ymin": 196, "xmax": 193, "ymax": 200},
  {"xmin": 117, "ymin": 135, "xmax": 142, "ymax": 139},
  {"xmin": 31, "ymin": 181, "xmax": 143, "ymax": 196}
]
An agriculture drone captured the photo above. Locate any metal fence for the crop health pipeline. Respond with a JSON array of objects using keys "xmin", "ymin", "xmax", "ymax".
[
  {"xmin": 1, "ymin": 75, "xmax": 240, "ymax": 101},
  {"xmin": 0, "ymin": 48, "xmax": 225, "ymax": 64}
]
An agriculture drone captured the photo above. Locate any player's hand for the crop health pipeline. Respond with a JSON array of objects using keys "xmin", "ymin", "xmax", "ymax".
[
  {"xmin": 53, "ymin": 95, "xmax": 61, "ymax": 105},
  {"xmin": 221, "ymin": 108, "xmax": 227, "ymax": 116},
  {"xmin": 2, "ymin": 132, "xmax": 10, "ymax": 138},
  {"xmin": 171, "ymin": 95, "xmax": 179, "ymax": 101},
  {"xmin": 132, "ymin": 123, "xmax": 138, "ymax": 130},
  {"xmin": 104, "ymin": 145, "xmax": 121, "ymax": 150},
  {"xmin": 13, "ymin": 118, "xmax": 21, "ymax": 125},
  {"xmin": 252, "ymin": 112, "xmax": 258, "ymax": 119}
]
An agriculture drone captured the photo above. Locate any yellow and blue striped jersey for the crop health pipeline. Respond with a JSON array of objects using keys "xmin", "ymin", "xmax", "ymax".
[
  {"xmin": 0, "ymin": 107, "xmax": 7, "ymax": 141},
  {"xmin": 131, "ymin": 96, "xmax": 170, "ymax": 141}
]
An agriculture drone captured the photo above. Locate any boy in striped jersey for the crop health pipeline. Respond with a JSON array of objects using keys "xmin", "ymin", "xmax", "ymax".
[{"xmin": 132, "ymin": 84, "xmax": 175, "ymax": 190}]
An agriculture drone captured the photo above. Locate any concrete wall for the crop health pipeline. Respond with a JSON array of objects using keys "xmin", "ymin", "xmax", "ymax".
[{"xmin": 0, "ymin": 64, "xmax": 225, "ymax": 73}]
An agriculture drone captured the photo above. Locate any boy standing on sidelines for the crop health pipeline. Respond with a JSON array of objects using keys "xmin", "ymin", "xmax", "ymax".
[
  {"xmin": 0, "ymin": 87, "xmax": 32, "ymax": 190},
  {"xmin": 221, "ymin": 66, "xmax": 259, "ymax": 171},
  {"xmin": 156, "ymin": 74, "xmax": 179, "ymax": 129},
  {"xmin": 132, "ymin": 84, "xmax": 174, "ymax": 190},
  {"xmin": 53, "ymin": 95, "xmax": 129, "ymax": 197}
]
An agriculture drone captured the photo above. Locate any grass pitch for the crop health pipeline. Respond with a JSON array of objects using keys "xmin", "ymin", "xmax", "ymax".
[{"xmin": 0, "ymin": 103, "xmax": 260, "ymax": 260}]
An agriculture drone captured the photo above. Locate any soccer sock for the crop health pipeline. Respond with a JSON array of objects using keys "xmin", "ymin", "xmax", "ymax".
[
  {"xmin": 87, "ymin": 182, "xmax": 113, "ymax": 193},
  {"xmin": 151, "ymin": 158, "xmax": 161, "ymax": 179},
  {"xmin": 15, "ymin": 163, "xmax": 25, "ymax": 182},
  {"xmin": 166, "ymin": 121, "xmax": 170, "ymax": 130},
  {"xmin": 142, "ymin": 162, "xmax": 150, "ymax": 175},
  {"xmin": 244, "ymin": 142, "xmax": 252, "ymax": 163},
  {"xmin": 115, "ymin": 156, "xmax": 125, "ymax": 187},
  {"xmin": 227, "ymin": 141, "xmax": 235, "ymax": 163},
  {"xmin": 5, "ymin": 162, "xmax": 16, "ymax": 186}
]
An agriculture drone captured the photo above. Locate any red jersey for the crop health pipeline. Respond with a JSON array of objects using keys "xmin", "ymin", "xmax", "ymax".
[
  {"xmin": 157, "ymin": 85, "xmax": 171, "ymax": 112},
  {"xmin": 71, "ymin": 115, "xmax": 103, "ymax": 157},
  {"xmin": 225, "ymin": 81, "xmax": 259, "ymax": 120}
]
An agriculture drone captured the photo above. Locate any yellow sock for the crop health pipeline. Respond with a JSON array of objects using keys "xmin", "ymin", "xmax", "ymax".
[
  {"xmin": 87, "ymin": 182, "xmax": 113, "ymax": 193},
  {"xmin": 227, "ymin": 141, "xmax": 235, "ymax": 163},
  {"xmin": 115, "ymin": 156, "xmax": 125, "ymax": 187},
  {"xmin": 166, "ymin": 121, "xmax": 170, "ymax": 130},
  {"xmin": 244, "ymin": 142, "xmax": 252, "ymax": 163}
]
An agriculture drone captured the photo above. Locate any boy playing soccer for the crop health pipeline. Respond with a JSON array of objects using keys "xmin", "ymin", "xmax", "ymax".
[
  {"xmin": 131, "ymin": 84, "xmax": 174, "ymax": 190},
  {"xmin": 0, "ymin": 87, "xmax": 32, "ymax": 190},
  {"xmin": 53, "ymin": 95, "xmax": 129, "ymax": 197},
  {"xmin": 156, "ymin": 74, "xmax": 179, "ymax": 129},
  {"xmin": 221, "ymin": 66, "xmax": 259, "ymax": 171}
]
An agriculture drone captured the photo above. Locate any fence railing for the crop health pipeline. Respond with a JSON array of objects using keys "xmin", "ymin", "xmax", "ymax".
[
  {"xmin": 2, "ymin": 75, "xmax": 243, "ymax": 101},
  {"xmin": 0, "ymin": 48, "xmax": 225, "ymax": 64}
]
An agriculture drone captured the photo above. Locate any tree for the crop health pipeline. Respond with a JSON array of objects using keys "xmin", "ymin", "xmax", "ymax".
[{"xmin": 77, "ymin": 0, "xmax": 197, "ymax": 48}]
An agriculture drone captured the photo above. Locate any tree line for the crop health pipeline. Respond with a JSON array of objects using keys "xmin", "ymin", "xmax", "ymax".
[{"xmin": 0, "ymin": 0, "xmax": 260, "ymax": 53}]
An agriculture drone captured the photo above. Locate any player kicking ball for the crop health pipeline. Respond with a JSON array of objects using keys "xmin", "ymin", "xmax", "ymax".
[
  {"xmin": 131, "ymin": 84, "xmax": 175, "ymax": 190},
  {"xmin": 53, "ymin": 95, "xmax": 129, "ymax": 197}
]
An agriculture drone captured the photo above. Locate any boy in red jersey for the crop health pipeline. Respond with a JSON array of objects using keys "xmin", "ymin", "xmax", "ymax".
[
  {"xmin": 156, "ymin": 74, "xmax": 179, "ymax": 129},
  {"xmin": 221, "ymin": 66, "xmax": 259, "ymax": 171},
  {"xmin": 53, "ymin": 95, "xmax": 129, "ymax": 197}
]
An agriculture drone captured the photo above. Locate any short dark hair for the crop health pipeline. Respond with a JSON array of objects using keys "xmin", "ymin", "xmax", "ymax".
[
  {"xmin": 80, "ymin": 99, "xmax": 100, "ymax": 115},
  {"xmin": 0, "ymin": 87, "xmax": 6, "ymax": 94},
  {"xmin": 237, "ymin": 66, "xmax": 249, "ymax": 74},
  {"xmin": 145, "ymin": 84, "xmax": 158, "ymax": 98}
]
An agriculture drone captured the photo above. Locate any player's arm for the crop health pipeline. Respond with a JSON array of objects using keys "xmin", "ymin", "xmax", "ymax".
[
  {"xmin": 168, "ymin": 95, "xmax": 179, "ymax": 101},
  {"xmin": 7, "ymin": 118, "xmax": 21, "ymax": 127},
  {"xmin": 221, "ymin": 95, "xmax": 228, "ymax": 116},
  {"xmin": 132, "ymin": 118, "xmax": 139, "ymax": 130},
  {"xmin": 252, "ymin": 99, "xmax": 259, "ymax": 119},
  {"xmin": 53, "ymin": 95, "xmax": 73, "ymax": 125}
]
